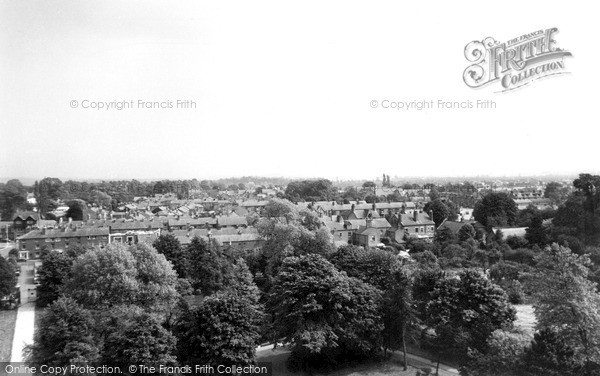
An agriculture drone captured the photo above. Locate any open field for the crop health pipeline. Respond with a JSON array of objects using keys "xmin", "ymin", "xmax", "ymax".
[
  {"xmin": 0, "ymin": 309, "xmax": 18, "ymax": 362},
  {"xmin": 514, "ymin": 304, "xmax": 536, "ymax": 337}
]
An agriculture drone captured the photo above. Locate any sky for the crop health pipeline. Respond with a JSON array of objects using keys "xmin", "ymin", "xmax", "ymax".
[{"xmin": 0, "ymin": 1, "xmax": 598, "ymax": 181}]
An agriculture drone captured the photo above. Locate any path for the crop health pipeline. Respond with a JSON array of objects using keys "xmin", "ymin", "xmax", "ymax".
[{"xmin": 10, "ymin": 261, "xmax": 36, "ymax": 362}]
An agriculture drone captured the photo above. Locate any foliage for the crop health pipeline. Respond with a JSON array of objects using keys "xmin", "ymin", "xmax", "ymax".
[
  {"xmin": 0, "ymin": 179, "xmax": 28, "ymax": 220},
  {"xmin": 457, "ymin": 223, "xmax": 476, "ymax": 241},
  {"xmin": 461, "ymin": 329, "xmax": 530, "ymax": 376},
  {"xmin": 175, "ymin": 262, "xmax": 264, "ymax": 367},
  {"xmin": 528, "ymin": 244, "xmax": 600, "ymax": 373},
  {"xmin": 102, "ymin": 305, "xmax": 177, "ymax": 368},
  {"xmin": 473, "ymin": 192, "xmax": 517, "ymax": 228},
  {"xmin": 423, "ymin": 199, "xmax": 452, "ymax": 227},
  {"xmin": 36, "ymin": 252, "xmax": 73, "ymax": 307},
  {"xmin": 63, "ymin": 243, "xmax": 178, "ymax": 315},
  {"xmin": 185, "ymin": 237, "xmax": 232, "ymax": 295},
  {"xmin": 267, "ymin": 254, "xmax": 382, "ymax": 370},
  {"xmin": 525, "ymin": 215, "xmax": 549, "ymax": 247},
  {"xmin": 285, "ymin": 179, "xmax": 335, "ymax": 202},
  {"xmin": 153, "ymin": 234, "xmax": 187, "ymax": 278},
  {"xmin": 0, "ymin": 255, "xmax": 17, "ymax": 297},
  {"xmin": 26, "ymin": 297, "xmax": 100, "ymax": 367},
  {"xmin": 426, "ymin": 269, "xmax": 516, "ymax": 358}
]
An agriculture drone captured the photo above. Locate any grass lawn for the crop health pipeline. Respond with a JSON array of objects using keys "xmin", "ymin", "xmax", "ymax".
[
  {"xmin": 257, "ymin": 347, "xmax": 422, "ymax": 376},
  {"xmin": 514, "ymin": 304, "xmax": 536, "ymax": 337},
  {"xmin": 0, "ymin": 309, "xmax": 18, "ymax": 362}
]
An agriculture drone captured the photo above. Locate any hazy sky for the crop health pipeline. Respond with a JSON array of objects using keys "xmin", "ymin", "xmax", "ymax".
[{"xmin": 0, "ymin": 1, "xmax": 597, "ymax": 181}]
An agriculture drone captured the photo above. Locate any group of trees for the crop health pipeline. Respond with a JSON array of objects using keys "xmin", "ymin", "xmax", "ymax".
[
  {"xmin": 28, "ymin": 241, "xmax": 265, "ymax": 369},
  {"xmin": 462, "ymin": 245, "xmax": 600, "ymax": 375}
]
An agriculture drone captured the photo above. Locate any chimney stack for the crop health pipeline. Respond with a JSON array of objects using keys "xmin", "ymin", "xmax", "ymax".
[
  {"xmin": 366, "ymin": 218, "xmax": 373, "ymax": 228},
  {"xmin": 413, "ymin": 210, "xmax": 418, "ymax": 222}
]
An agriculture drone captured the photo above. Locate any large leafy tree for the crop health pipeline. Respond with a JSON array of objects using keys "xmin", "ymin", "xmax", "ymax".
[
  {"xmin": 175, "ymin": 291, "xmax": 262, "ymax": 366},
  {"xmin": 186, "ymin": 237, "xmax": 232, "ymax": 295},
  {"xmin": 0, "ymin": 256, "xmax": 17, "ymax": 297},
  {"xmin": 63, "ymin": 243, "xmax": 178, "ymax": 315},
  {"xmin": 426, "ymin": 269, "xmax": 516, "ymax": 358},
  {"xmin": 37, "ymin": 252, "xmax": 73, "ymax": 307},
  {"xmin": 102, "ymin": 305, "xmax": 177, "ymax": 369},
  {"xmin": 473, "ymin": 192, "xmax": 517, "ymax": 228},
  {"xmin": 153, "ymin": 234, "xmax": 187, "ymax": 278},
  {"xmin": 267, "ymin": 254, "xmax": 382, "ymax": 370},
  {"xmin": 528, "ymin": 244, "xmax": 600, "ymax": 374},
  {"xmin": 0, "ymin": 179, "xmax": 28, "ymax": 220},
  {"xmin": 285, "ymin": 179, "xmax": 335, "ymax": 202},
  {"xmin": 175, "ymin": 259, "xmax": 263, "ymax": 366},
  {"xmin": 424, "ymin": 199, "xmax": 452, "ymax": 227},
  {"xmin": 26, "ymin": 297, "xmax": 100, "ymax": 367},
  {"xmin": 35, "ymin": 177, "xmax": 64, "ymax": 215}
]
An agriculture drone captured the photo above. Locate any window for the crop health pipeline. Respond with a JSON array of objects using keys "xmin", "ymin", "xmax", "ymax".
[
  {"xmin": 415, "ymin": 227, "xmax": 419, "ymax": 233},
  {"xmin": 371, "ymin": 236, "xmax": 376, "ymax": 241}
]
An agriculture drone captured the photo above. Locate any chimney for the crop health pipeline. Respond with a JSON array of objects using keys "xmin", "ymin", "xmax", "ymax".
[
  {"xmin": 351, "ymin": 204, "xmax": 355, "ymax": 212},
  {"xmin": 59, "ymin": 217, "xmax": 63, "ymax": 225},
  {"xmin": 366, "ymin": 218, "xmax": 373, "ymax": 228},
  {"xmin": 336, "ymin": 215, "xmax": 342, "ymax": 223},
  {"xmin": 413, "ymin": 210, "xmax": 418, "ymax": 222},
  {"xmin": 68, "ymin": 217, "xmax": 72, "ymax": 224}
]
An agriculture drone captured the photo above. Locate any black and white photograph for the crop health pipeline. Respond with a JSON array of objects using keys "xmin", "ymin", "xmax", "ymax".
[{"xmin": 1, "ymin": 1, "xmax": 599, "ymax": 375}]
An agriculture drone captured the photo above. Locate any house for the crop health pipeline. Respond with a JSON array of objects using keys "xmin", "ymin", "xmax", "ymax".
[
  {"xmin": 16, "ymin": 226, "xmax": 110, "ymax": 259},
  {"xmin": 388, "ymin": 211, "xmax": 435, "ymax": 241},
  {"xmin": 322, "ymin": 216, "xmax": 358, "ymax": 244},
  {"xmin": 12, "ymin": 211, "xmax": 40, "ymax": 238}
]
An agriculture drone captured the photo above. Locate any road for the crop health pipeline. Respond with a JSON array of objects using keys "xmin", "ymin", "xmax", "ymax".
[
  {"xmin": 256, "ymin": 344, "xmax": 460, "ymax": 375},
  {"xmin": 10, "ymin": 260, "xmax": 36, "ymax": 363},
  {"xmin": 0, "ymin": 242, "xmax": 15, "ymax": 259}
]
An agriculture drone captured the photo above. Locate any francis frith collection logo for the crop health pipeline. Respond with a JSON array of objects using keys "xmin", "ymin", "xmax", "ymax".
[{"xmin": 463, "ymin": 28, "xmax": 572, "ymax": 92}]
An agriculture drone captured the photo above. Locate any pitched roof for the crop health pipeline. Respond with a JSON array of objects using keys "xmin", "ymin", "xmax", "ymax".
[
  {"xmin": 13, "ymin": 211, "xmax": 40, "ymax": 221},
  {"xmin": 399, "ymin": 213, "xmax": 435, "ymax": 226}
]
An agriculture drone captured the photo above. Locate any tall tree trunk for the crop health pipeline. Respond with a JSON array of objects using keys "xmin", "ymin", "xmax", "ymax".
[{"xmin": 435, "ymin": 353, "xmax": 441, "ymax": 376}]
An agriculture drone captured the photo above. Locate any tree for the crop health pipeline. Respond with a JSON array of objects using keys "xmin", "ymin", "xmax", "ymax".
[
  {"xmin": 362, "ymin": 181, "xmax": 377, "ymax": 188},
  {"xmin": 0, "ymin": 256, "xmax": 17, "ymax": 297},
  {"xmin": 426, "ymin": 270, "xmax": 516, "ymax": 358},
  {"xmin": 473, "ymin": 192, "xmax": 517, "ymax": 228},
  {"xmin": 267, "ymin": 254, "xmax": 382, "ymax": 370},
  {"xmin": 65, "ymin": 199, "xmax": 87, "ymax": 221},
  {"xmin": 26, "ymin": 297, "xmax": 100, "ymax": 367},
  {"xmin": 36, "ymin": 177, "xmax": 64, "ymax": 215},
  {"xmin": 175, "ymin": 290, "xmax": 263, "ymax": 366},
  {"xmin": 186, "ymin": 237, "xmax": 231, "ymax": 295},
  {"xmin": 63, "ymin": 243, "xmax": 178, "ymax": 315},
  {"xmin": 0, "ymin": 179, "xmax": 27, "ymax": 220},
  {"xmin": 458, "ymin": 223, "xmax": 476, "ymax": 241},
  {"xmin": 424, "ymin": 199, "xmax": 450, "ymax": 227},
  {"xmin": 544, "ymin": 181, "xmax": 569, "ymax": 206},
  {"xmin": 153, "ymin": 234, "xmax": 187, "ymax": 278},
  {"xmin": 525, "ymin": 215, "xmax": 549, "ymax": 247},
  {"xmin": 285, "ymin": 180, "xmax": 335, "ymax": 202},
  {"xmin": 382, "ymin": 267, "xmax": 417, "ymax": 369},
  {"xmin": 102, "ymin": 305, "xmax": 177, "ymax": 368},
  {"xmin": 520, "ymin": 328, "xmax": 579, "ymax": 376},
  {"xmin": 528, "ymin": 244, "xmax": 600, "ymax": 374},
  {"xmin": 37, "ymin": 252, "xmax": 73, "ymax": 307},
  {"xmin": 462, "ymin": 329, "xmax": 530, "ymax": 376}
]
